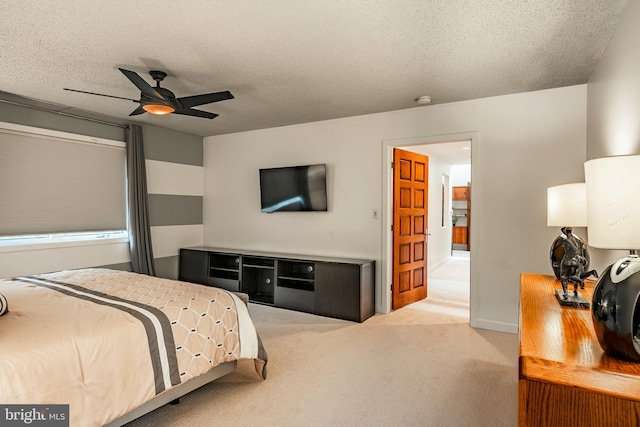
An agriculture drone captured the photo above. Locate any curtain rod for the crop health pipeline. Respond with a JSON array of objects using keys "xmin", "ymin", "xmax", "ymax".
[{"xmin": 0, "ymin": 98, "xmax": 129, "ymax": 129}]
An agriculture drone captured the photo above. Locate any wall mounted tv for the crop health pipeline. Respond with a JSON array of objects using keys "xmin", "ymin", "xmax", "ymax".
[{"xmin": 259, "ymin": 164, "xmax": 328, "ymax": 213}]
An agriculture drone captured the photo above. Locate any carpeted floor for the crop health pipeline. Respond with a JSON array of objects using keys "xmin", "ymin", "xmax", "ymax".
[
  {"xmin": 409, "ymin": 250, "xmax": 471, "ymax": 318},
  {"xmin": 126, "ymin": 251, "xmax": 518, "ymax": 427}
]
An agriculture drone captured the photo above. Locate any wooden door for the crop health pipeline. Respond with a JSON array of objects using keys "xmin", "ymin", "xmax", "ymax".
[{"xmin": 393, "ymin": 148, "xmax": 428, "ymax": 310}]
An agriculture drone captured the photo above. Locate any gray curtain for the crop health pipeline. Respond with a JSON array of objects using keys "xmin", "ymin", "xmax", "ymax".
[{"xmin": 126, "ymin": 124, "xmax": 156, "ymax": 276}]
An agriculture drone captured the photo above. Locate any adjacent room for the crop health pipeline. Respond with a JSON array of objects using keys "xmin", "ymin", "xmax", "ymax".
[{"xmin": 1, "ymin": 1, "xmax": 639, "ymax": 425}]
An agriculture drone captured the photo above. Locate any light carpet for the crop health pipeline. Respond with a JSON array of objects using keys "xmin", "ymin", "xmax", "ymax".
[{"xmin": 126, "ymin": 253, "xmax": 518, "ymax": 427}]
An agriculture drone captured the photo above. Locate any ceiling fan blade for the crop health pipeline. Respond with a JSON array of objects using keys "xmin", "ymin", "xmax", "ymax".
[
  {"xmin": 174, "ymin": 108, "xmax": 218, "ymax": 119},
  {"xmin": 64, "ymin": 88, "xmax": 138, "ymax": 102},
  {"xmin": 178, "ymin": 91, "xmax": 234, "ymax": 108},
  {"xmin": 119, "ymin": 68, "xmax": 164, "ymax": 101},
  {"xmin": 128, "ymin": 106, "xmax": 147, "ymax": 116}
]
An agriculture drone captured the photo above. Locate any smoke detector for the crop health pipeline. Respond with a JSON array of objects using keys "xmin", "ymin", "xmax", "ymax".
[{"xmin": 415, "ymin": 95, "xmax": 431, "ymax": 105}]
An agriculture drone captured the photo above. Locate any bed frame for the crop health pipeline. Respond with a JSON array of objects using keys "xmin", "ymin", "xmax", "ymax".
[{"xmin": 105, "ymin": 361, "xmax": 237, "ymax": 426}]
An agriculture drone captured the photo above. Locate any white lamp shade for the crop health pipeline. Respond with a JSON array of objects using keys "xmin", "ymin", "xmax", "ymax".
[
  {"xmin": 547, "ymin": 183, "xmax": 587, "ymax": 227},
  {"xmin": 584, "ymin": 155, "xmax": 640, "ymax": 249}
]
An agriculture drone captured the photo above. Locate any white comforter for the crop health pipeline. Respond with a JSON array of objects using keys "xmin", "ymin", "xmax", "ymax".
[{"xmin": 0, "ymin": 268, "xmax": 266, "ymax": 427}]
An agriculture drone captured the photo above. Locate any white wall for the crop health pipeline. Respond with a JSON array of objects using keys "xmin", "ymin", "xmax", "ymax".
[
  {"xmin": 0, "ymin": 243, "xmax": 130, "ymax": 277},
  {"xmin": 427, "ymin": 155, "xmax": 451, "ymax": 270},
  {"xmin": 204, "ymin": 84, "xmax": 587, "ymax": 333},
  {"xmin": 424, "ymin": 154, "xmax": 454, "ymax": 271},
  {"xmin": 587, "ymin": 0, "xmax": 640, "ymax": 160},
  {"xmin": 586, "ymin": 0, "xmax": 640, "ymax": 272}
]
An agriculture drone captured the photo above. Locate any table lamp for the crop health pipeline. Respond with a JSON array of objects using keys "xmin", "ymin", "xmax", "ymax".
[
  {"xmin": 547, "ymin": 183, "xmax": 593, "ymax": 307},
  {"xmin": 585, "ymin": 154, "xmax": 640, "ymax": 362}
]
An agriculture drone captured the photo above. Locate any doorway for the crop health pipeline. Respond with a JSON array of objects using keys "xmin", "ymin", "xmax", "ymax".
[
  {"xmin": 400, "ymin": 143, "xmax": 470, "ymax": 314},
  {"xmin": 381, "ymin": 133, "xmax": 477, "ymax": 322},
  {"xmin": 424, "ymin": 249, "xmax": 471, "ymax": 317}
]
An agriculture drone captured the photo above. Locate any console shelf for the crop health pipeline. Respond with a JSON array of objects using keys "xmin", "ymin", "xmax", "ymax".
[
  {"xmin": 179, "ymin": 247, "xmax": 375, "ymax": 322},
  {"xmin": 242, "ymin": 256, "xmax": 275, "ymax": 305}
]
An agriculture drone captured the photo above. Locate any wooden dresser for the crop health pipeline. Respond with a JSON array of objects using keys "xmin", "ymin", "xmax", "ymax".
[{"xmin": 519, "ymin": 273, "xmax": 640, "ymax": 426}]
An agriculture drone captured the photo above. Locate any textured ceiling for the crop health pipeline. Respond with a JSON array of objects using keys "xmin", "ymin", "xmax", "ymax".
[
  {"xmin": 404, "ymin": 140, "xmax": 472, "ymax": 165},
  {"xmin": 0, "ymin": 0, "xmax": 628, "ymax": 137}
]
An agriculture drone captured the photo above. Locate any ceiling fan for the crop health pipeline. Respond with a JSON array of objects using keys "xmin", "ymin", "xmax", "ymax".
[{"xmin": 64, "ymin": 68, "xmax": 233, "ymax": 119}]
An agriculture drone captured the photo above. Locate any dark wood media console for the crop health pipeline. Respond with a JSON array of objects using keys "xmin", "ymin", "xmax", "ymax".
[{"xmin": 179, "ymin": 247, "xmax": 375, "ymax": 322}]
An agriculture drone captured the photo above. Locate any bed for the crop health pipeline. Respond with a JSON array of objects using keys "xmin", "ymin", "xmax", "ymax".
[{"xmin": 0, "ymin": 268, "xmax": 267, "ymax": 426}]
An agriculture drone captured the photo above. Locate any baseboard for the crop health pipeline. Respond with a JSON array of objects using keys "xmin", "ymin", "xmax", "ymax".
[{"xmin": 471, "ymin": 318, "xmax": 518, "ymax": 334}]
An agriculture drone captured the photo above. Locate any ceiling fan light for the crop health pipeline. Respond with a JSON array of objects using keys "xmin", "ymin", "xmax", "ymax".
[{"xmin": 142, "ymin": 104, "xmax": 175, "ymax": 115}]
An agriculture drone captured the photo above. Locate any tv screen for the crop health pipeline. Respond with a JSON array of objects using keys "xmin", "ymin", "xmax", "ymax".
[{"xmin": 259, "ymin": 164, "xmax": 328, "ymax": 213}]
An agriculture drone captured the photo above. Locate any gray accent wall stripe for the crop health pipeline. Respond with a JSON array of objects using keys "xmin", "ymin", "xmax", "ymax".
[
  {"xmin": 143, "ymin": 125, "xmax": 204, "ymax": 274},
  {"xmin": 154, "ymin": 256, "xmax": 179, "ymax": 280},
  {"xmin": 142, "ymin": 125, "xmax": 203, "ymax": 166},
  {"xmin": 148, "ymin": 194, "xmax": 203, "ymax": 226},
  {"xmin": 98, "ymin": 262, "xmax": 133, "ymax": 272},
  {"xmin": 99, "ymin": 257, "xmax": 179, "ymax": 281}
]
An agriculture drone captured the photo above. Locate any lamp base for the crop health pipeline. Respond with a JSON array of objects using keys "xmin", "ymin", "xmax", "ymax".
[
  {"xmin": 592, "ymin": 256, "xmax": 640, "ymax": 362},
  {"xmin": 555, "ymin": 290, "xmax": 590, "ymax": 309}
]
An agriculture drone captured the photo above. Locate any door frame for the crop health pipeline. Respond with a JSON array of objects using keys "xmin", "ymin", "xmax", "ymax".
[{"xmin": 381, "ymin": 132, "xmax": 480, "ymax": 326}]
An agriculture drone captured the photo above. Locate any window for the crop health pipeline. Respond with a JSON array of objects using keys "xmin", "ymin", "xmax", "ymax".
[
  {"xmin": 0, "ymin": 230, "xmax": 128, "ymax": 248},
  {"xmin": 0, "ymin": 122, "xmax": 127, "ymax": 248}
]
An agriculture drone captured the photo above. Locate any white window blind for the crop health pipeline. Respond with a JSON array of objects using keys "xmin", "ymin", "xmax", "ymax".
[{"xmin": 0, "ymin": 123, "xmax": 126, "ymax": 237}]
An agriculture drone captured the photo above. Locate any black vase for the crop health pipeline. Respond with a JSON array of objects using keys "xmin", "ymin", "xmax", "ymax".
[{"xmin": 591, "ymin": 256, "xmax": 640, "ymax": 362}]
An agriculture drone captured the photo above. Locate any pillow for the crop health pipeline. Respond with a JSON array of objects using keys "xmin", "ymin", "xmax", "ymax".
[{"xmin": 0, "ymin": 292, "xmax": 7, "ymax": 316}]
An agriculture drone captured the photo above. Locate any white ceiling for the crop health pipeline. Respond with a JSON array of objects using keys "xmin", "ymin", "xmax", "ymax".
[
  {"xmin": 403, "ymin": 141, "xmax": 472, "ymax": 165},
  {"xmin": 0, "ymin": 0, "xmax": 628, "ymax": 137}
]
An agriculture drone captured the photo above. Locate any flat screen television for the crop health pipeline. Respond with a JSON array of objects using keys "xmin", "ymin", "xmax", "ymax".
[{"xmin": 259, "ymin": 164, "xmax": 328, "ymax": 213}]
